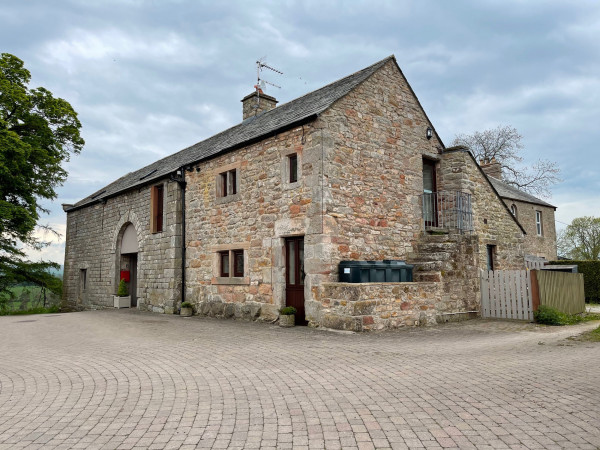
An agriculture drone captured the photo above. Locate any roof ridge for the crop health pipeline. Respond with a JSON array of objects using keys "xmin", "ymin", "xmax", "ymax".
[
  {"xmin": 67, "ymin": 55, "xmax": 398, "ymax": 210},
  {"xmin": 266, "ymin": 55, "xmax": 395, "ymax": 111},
  {"xmin": 487, "ymin": 175, "xmax": 555, "ymax": 208},
  {"xmin": 117, "ymin": 56, "xmax": 396, "ymax": 178}
]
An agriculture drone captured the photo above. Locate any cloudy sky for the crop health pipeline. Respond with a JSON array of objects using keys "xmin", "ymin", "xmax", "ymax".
[{"xmin": 3, "ymin": 0, "xmax": 600, "ymax": 264}]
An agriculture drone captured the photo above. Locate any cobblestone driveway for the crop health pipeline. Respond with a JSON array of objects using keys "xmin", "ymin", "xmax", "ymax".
[{"xmin": 1, "ymin": 310, "xmax": 599, "ymax": 449}]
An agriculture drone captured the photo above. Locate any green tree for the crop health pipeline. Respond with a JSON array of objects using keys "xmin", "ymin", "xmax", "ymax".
[
  {"xmin": 0, "ymin": 53, "xmax": 83, "ymax": 298},
  {"xmin": 557, "ymin": 216, "xmax": 600, "ymax": 260}
]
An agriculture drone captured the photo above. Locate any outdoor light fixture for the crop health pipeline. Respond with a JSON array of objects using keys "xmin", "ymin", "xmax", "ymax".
[{"xmin": 426, "ymin": 127, "xmax": 433, "ymax": 140}]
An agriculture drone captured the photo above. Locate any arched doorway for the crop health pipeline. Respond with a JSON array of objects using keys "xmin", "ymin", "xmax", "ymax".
[{"xmin": 119, "ymin": 223, "xmax": 139, "ymax": 307}]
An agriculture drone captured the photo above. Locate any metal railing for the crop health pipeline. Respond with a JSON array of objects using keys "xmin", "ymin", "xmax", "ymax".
[{"xmin": 421, "ymin": 191, "xmax": 474, "ymax": 232}]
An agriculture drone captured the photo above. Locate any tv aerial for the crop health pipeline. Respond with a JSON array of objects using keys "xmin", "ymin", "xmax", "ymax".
[{"xmin": 253, "ymin": 58, "xmax": 283, "ymax": 113}]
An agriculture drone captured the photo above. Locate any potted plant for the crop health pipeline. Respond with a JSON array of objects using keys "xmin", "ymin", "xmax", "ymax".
[
  {"xmin": 180, "ymin": 301, "xmax": 193, "ymax": 317},
  {"xmin": 279, "ymin": 306, "xmax": 297, "ymax": 327},
  {"xmin": 113, "ymin": 279, "xmax": 131, "ymax": 308}
]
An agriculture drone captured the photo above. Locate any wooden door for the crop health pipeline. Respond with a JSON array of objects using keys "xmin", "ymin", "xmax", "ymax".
[
  {"xmin": 130, "ymin": 254, "xmax": 138, "ymax": 307},
  {"xmin": 422, "ymin": 159, "xmax": 437, "ymax": 227},
  {"xmin": 285, "ymin": 237, "xmax": 305, "ymax": 325}
]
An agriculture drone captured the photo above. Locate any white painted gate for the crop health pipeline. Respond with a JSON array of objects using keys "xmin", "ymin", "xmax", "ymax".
[{"xmin": 480, "ymin": 270, "xmax": 533, "ymax": 320}]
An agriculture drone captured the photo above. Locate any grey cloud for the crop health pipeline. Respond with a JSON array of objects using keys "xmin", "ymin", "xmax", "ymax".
[{"xmin": 2, "ymin": 0, "xmax": 600, "ymax": 261}]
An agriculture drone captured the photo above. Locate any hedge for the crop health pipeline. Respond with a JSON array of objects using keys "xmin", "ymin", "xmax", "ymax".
[{"xmin": 550, "ymin": 260, "xmax": 600, "ymax": 302}]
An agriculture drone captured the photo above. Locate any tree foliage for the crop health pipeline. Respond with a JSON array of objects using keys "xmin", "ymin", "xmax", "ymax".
[
  {"xmin": 0, "ymin": 53, "xmax": 83, "ymax": 296},
  {"xmin": 452, "ymin": 125, "xmax": 560, "ymax": 198},
  {"xmin": 557, "ymin": 216, "xmax": 600, "ymax": 261}
]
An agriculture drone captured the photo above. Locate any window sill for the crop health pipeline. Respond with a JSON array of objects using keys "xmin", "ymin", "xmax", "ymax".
[
  {"xmin": 283, "ymin": 180, "xmax": 301, "ymax": 191},
  {"xmin": 215, "ymin": 193, "xmax": 241, "ymax": 205},
  {"xmin": 212, "ymin": 276, "xmax": 250, "ymax": 286}
]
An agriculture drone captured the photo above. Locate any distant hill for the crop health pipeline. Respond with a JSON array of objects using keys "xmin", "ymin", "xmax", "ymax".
[{"xmin": 49, "ymin": 266, "xmax": 64, "ymax": 279}]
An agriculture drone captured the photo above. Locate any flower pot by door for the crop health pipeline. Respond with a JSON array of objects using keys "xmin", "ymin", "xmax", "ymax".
[
  {"xmin": 180, "ymin": 307, "xmax": 193, "ymax": 317},
  {"xmin": 279, "ymin": 314, "xmax": 295, "ymax": 327},
  {"xmin": 114, "ymin": 296, "xmax": 131, "ymax": 308}
]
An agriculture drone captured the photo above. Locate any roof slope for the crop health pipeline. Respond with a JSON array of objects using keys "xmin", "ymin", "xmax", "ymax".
[
  {"xmin": 488, "ymin": 176, "xmax": 556, "ymax": 208},
  {"xmin": 69, "ymin": 56, "xmax": 394, "ymax": 210}
]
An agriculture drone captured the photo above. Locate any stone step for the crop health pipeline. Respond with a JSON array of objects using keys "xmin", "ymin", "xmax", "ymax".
[
  {"xmin": 416, "ymin": 242, "xmax": 457, "ymax": 254},
  {"xmin": 409, "ymin": 251, "xmax": 451, "ymax": 262},
  {"xmin": 414, "ymin": 271, "xmax": 442, "ymax": 283},
  {"xmin": 411, "ymin": 260, "xmax": 445, "ymax": 272}
]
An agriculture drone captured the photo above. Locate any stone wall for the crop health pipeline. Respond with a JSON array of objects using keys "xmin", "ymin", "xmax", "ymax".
[
  {"xmin": 412, "ymin": 232, "xmax": 481, "ymax": 318},
  {"xmin": 317, "ymin": 59, "xmax": 443, "ymax": 277},
  {"xmin": 62, "ymin": 178, "xmax": 182, "ymax": 313},
  {"xmin": 318, "ymin": 282, "xmax": 443, "ymax": 331},
  {"xmin": 503, "ymin": 199, "xmax": 557, "ymax": 260},
  {"xmin": 438, "ymin": 149, "xmax": 525, "ymax": 270},
  {"xmin": 184, "ymin": 121, "xmax": 326, "ymax": 321}
]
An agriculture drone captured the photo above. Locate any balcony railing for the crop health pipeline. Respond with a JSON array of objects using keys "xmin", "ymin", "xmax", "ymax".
[{"xmin": 421, "ymin": 191, "xmax": 474, "ymax": 232}]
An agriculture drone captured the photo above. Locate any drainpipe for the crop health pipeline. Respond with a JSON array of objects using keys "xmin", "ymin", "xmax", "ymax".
[{"xmin": 171, "ymin": 166, "xmax": 188, "ymax": 311}]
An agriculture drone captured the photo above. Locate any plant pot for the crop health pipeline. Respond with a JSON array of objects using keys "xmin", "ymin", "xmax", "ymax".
[
  {"xmin": 180, "ymin": 306, "xmax": 193, "ymax": 317},
  {"xmin": 279, "ymin": 314, "xmax": 295, "ymax": 327},
  {"xmin": 114, "ymin": 295, "xmax": 131, "ymax": 308}
]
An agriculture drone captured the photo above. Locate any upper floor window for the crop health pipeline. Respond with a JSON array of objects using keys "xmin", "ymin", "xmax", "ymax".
[
  {"xmin": 510, "ymin": 204, "xmax": 517, "ymax": 218},
  {"xmin": 288, "ymin": 154, "xmax": 298, "ymax": 183},
  {"xmin": 536, "ymin": 211, "xmax": 543, "ymax": 236},
  {"xmin": 218, "ymin": 169, "xmax": 238, "ymax": 197},
  {"xmin": 150, "ymin": 184, "xmax": 164, "ymax": 233}
]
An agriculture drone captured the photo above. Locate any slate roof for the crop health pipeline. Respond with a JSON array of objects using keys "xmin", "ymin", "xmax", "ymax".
[
  {"xmin": 67, "ymin": 56, "xmax": 395, "ymax": 211},
  {"xmin": 488, "ymin": 176, "xmax": 556, "ymax": 209}
]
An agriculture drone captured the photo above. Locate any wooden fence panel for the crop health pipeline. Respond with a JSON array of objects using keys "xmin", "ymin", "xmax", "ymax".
[
  {"xmin": 480, "ymin": 270, "xmax": 532, "ymax": 320},
  {"xmin": 481, "ymin": 270, "xmax": 490, "ymax": 317},
  {"xmin": 536, "ymin": 271, "xmax": 585, "ymax": 314}
]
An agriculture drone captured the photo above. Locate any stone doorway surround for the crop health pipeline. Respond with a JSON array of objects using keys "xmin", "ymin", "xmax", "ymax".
[{"xmin": 112, "ymin": 215, "xmax": 143, "ymax": 308}]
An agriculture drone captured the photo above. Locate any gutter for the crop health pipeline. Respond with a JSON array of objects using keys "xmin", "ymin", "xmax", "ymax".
[{"xmin": 170, "ymin": 167, "xmax": 188, "ymax": 310}]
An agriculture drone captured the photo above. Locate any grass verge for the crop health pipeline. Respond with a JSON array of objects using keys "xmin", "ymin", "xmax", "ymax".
[
  {"xmin": 570, "ymin": 325, "xmax": 600, "ymax": 342},
  {"xmin": 0, "ymin": 306, "xmax": 61, "ymax": 316},
  {"xmin": 535, "ymin": 305, "xmax": 600, "ymax": 325}
]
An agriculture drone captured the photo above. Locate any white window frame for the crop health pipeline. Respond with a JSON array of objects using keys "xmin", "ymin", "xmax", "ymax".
[{"xmin": 536, "ymin": 211, "xmax": 543, "ymax": 236}]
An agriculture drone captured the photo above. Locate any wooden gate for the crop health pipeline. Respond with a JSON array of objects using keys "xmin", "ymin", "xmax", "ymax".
[{"xmin": 480, "ymin": 270, "xmax": 533, "ymax": 320}]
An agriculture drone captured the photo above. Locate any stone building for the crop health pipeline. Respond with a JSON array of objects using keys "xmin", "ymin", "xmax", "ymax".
[
  {"xmin": 479, "ymin": 159, "xmax": 557, "ymax": 260},
  {"xmin": 63, "ymin": 55, "xmax": 540, "ymax": 330}
]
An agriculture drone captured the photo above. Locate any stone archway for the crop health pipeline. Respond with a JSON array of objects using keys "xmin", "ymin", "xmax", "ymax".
[{"xmin": 115, "ymin": 221, "xmax": 140, "ymax": 307}]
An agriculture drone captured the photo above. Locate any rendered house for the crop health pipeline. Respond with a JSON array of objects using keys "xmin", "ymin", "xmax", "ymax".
[{"xmin": 63, "ymin": 55, "xmax": 539, "ymax": 330}]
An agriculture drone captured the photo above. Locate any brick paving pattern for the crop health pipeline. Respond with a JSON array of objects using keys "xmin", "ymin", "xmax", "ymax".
[{"xmin": 0, "ymin": 310, "xmax": 599, "ymax": 449}]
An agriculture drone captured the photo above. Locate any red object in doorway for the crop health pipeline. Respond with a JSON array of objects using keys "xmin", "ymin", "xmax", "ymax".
[{"xmin": 120, "ymin": 271, "xmax": 130, "ymax": 282}]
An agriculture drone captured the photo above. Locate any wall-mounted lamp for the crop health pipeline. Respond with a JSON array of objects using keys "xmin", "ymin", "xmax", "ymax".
[{"xmin": 426, "ymin": 127, "xmax": 433, "ymax": 140}]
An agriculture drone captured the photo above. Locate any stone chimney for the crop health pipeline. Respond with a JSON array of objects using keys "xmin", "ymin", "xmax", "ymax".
[
  {"xmin": 241, "ymin": 89, "xmax": 278, "ymax": 120},
  {"xmin": 479, "ymin": 157, "xmax": 502, "ymax": 179}
]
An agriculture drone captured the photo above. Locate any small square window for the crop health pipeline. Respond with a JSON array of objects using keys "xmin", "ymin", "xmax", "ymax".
[
  {"xmin": 233, "ymin": 250, "xmax": 244, "ymax": 277},
  {"xmin": 218, "ymin": 249, "xmax": 244, "ymax": 278},
  {"xmin": 230, "ymin": 169, "xmax": 237, "ymax": 195},
  {"xmin": 289, "ymin": 154, "xmax": 298, "ymax": 183},
  {"xmin": 219, "ymin": 251, "xmax": 230, "ymax": 277},
  {"xmin": 218, "ymin": 169, "xmax": 238, "ymax": 197}
]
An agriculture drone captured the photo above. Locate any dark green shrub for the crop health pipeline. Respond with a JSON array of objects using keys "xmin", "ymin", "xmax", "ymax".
[
  {"xmin": 550, "ymin": 260, "xmax": 600, "ymax": 302},
  {"xmin": 534, "ymin": 305, "xmax": 567, "ymax": 325},
  {"xmin": 280, "ymin": 306, "xmax": 297, "ymax": 316},
  {"xmin": 117, "ymin": 279, "xmax": 128, "ymax": 297},
  {"xmin": 181, "ymin": 301, "xmax": 193, "ymax": 308}
]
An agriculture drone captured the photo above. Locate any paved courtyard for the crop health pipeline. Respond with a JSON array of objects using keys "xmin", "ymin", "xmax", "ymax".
[{"xmin": 0, "ymin": 310, "xmax": 599, "ymax": 450}]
